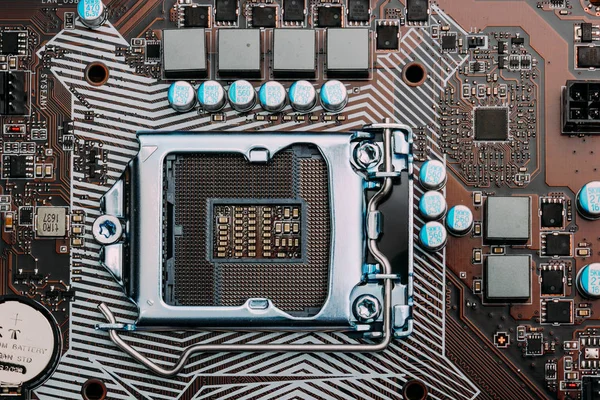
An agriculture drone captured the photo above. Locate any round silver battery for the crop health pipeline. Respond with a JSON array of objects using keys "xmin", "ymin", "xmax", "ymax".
[
  {"xmin": 77, "ymin": 0, "xmax": 108, "ymax": 29},
  {"xmin": 259, "ymin": 81, "xmax": 287, "ymax": 113},
  {"xmin": 419, "ymin": 221, "xmax": 448, "ymax": 252},
  {"xmin": 418, "ymin": 191, "xmax": 447, "ymax": 221},
  {"xmin": 576, "ymin": 181, "xmax": 600, "ymax": 220},
  {"xmin": 289, "ymin": 80, "xmax": 317, "ymax": 113},
  {"xmin": 419, "ymin": 160, "xmax": 447, "ymax": 190},
  {"xmin": 228, "ymin": 80, "xmax": 257, "ymax": 113},
  {"xmin": 197, "ymin": 80, "xmax": 227, "ymax": 113},
  {"xmin": 446, "ymin": 205, "xmax": 474, "ymax": 237},
  {"xmin": 167, "ymin": 81, "xmax": 197, "ymax": 113},
  {"xmin": 319, "ymin": 80, "xmax": 348, "ymax": 113}
]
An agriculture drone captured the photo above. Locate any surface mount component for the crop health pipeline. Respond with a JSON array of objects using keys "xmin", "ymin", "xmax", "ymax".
[
  {"xmin": 485, "ymin": 255, "xmax": 531, "ymax": 302},
  {"xmin": 327, "ymin": 28, "xmax": 370, "ymax": 76},
  {"xmin": 162, "ymin": 29, "xmax": 207, "ymax": 79},
  {"xmin": 563, "ymin": 81, "xmax": 600, "ymax": 134},
  {"xmin": 218, "ymin": 29, "xmax": 261, "ymax": 77},
  {"xmin": 273, "ymin": 29, "xmax": 316, "ymax": 77},
  {"xmin": 485, "ymin": 196, "xmax": 531, "ymax": 243}
]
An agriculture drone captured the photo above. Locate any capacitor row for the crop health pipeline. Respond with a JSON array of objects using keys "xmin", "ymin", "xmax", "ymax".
[
  {"xmin": 167, "ymin": 79, "xmax": 349, "ymax": 114},
  {"xmin": 416, "ymin": 160, "xmax": 474, "ymax": 252}
]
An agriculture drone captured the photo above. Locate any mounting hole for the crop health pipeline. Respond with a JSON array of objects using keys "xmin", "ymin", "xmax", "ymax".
[
  {"xmin": 85, "ymin": 62, "xmax": 109, "ymax": 86},
  {"xmin": 82, "ymin": 379, "xmax": 107, "ymax": 400},
  {"xmin": 403, "ymin": 380, "xmax": 428, "ymax": 400},
  {"xmin": 402, "ymin": 62, "xmax": 427, "ymax": 87}
]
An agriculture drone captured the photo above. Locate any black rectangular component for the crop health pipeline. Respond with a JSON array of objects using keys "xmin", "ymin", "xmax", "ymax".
[
  {"xmin": 184, "ymin": 6, "xmax": 210, "ymax": 27},
  {"xmin": 441, "ymin": 35, "xmax": 456, "ymax": 50},
  {"xmin": 577, "ymin": 46, "xmax": 600, "ymax": 68},
  {"xmin": 376, "ymin": 25, "xmax": 399, "ymax": 50},
  {"xmin": 544, "ymin": 300, "xmax": 572, "ymax": 324},
  {"xmin": 498, "ymin": 55, "xmax": 506, "ymax": 69},
  {"xmin": 317, "ymin": 6, "xmax": 343, "ymax": 27},
  {"xmin": 215, "ymin": 0, "xmax": 237, "ymax": 22},
  {"xmin": 498, "ymin": 40, "xmax": 506, "ymax": 54},
  {"xmin": 406, "ymin": 0, "xmax": 428, "ymax": 22},
  {"xmin": 19, "ymin": 207, "xmax": 33, "ymax": 225},
  {"xmin": 541, "ymin": 202, "xmax": 563, "ymax": 228},
  {"xmin": 283, "ymin": 0, "xmax": 305, "ymax": 22},
  {"xmin": 145, "ymin": 43, "xmax": 160, "ymax": 59},
  {"xmin": 348, "ymin": 0, "xmax": 370, "ymax": 22},
  {"xmin": 467, "ymin": 36, "xmax": 485, "ymax": 48},
  {"xmin": 474, "ymin": 108, "xmax": 509, "ymax": 140},
  {"xmin": 544, "ymin": 233, "xmax": 571, "ymax": 256},
  {"xmin": 582, "ymin": 376, "xmax": 600, "ymax": 400},
  {"xmin": 562, "ymin": 80, "xmax": 600, "ymax": 134},
  {"xmin": 512, "ymin": 36, "xmax": 524, "ymax": 45},
  {"xmin": 541, "ymin": 268, "xmax": 564, "ymax": 295},
  {"xmin": 252, "ymin": 6, "xmax": 277, "ymax": 27},
  {"xmin": 581, "ymin": 23, "xmax": 593, "ymax": 43},
  {"xmin": 0, "ymin": 31, "xmax": 20, "ymax": 55},
  {"xmin": 0, "ymin": 71, "xmax": 27, "ymax": 115},
  {"xmin": 5, "ymin": 155, "xmax": 28, "ymax": 178}
]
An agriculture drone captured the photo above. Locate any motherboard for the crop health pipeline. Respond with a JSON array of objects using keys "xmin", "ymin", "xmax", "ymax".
[{"xmin": 1, "ymin": 0, "xmax": 600, "ymax": 399}]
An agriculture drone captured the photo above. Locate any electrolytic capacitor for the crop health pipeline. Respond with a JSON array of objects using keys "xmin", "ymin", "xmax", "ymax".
[
  {"xmin": 418, "ymin": 191, "xmax": 447, "ymax": 221},
  {"xmin": 167, "ymin": 81, "xmax": 196, "ymax": 112},
  {"xmin": 576, "ymin": 181, "xmax": 600, "ymax": 220},
  {"xmin": 77, "ymin": 0, "xmax": 108, "ymax": 29},
  {"xmin": 289, "ymin": 81, "xmax": 317, "ymax": 113},
  {"xmin": 197, "ymin": 80, "xmax": 227, "ymax": 113},
  {"xmin": 446, "ymin": 205, "xmax": 474, "ymax": 236},
  {"xmin": 577, "ymin": 263, "xmax": 600, "ymax": 298},
  {"xmin": 419, "ymin": 160, "xmax": 447, "ymax": 190},
  {"xmin": 228, "ymin": 80, "xmax": 256, "ymax": 112},
  {"xmin": 419, "ymin": 221, "xmax": 448, "ymax": 252},
  {"xmin": 259, "ymin": 81, "xmax": 287, "ymax": 113},
  {"xmin": 320, "ymin": 80, "xmax": 348, "ymax": 113}
]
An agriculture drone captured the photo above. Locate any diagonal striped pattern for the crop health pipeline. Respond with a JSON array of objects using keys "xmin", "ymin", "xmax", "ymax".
[{"xmin": 35, "ymin": 9, "xmax": 479, "ymax": 399}]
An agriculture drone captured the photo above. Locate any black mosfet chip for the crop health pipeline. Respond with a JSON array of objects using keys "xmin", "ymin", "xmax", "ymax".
[
  {"xmin": 581, "ymin": 23, "xmax": 593, "ymax": 43},
  {"xmin": 526, "ymin": 336, "xmax": 543, "ymax": 355},
  {"xmin": 348, "ymin": 0, "xmax": 370, "ymax": 22},
  {"xmin": 376, "ymin": 25, "xmax": 399, "ymax": 50},
  {"xmin": 184, "ymin": 6, "xmax": 209, "ymax": 27},
  {"xmin": 1, "ymin": 31, "xmax": 20, "ymax": 55},
  {"xmin": 474, "ymin": 108, "xmax": 509, "ymax": 140},
  {"xmin": 283, "ymin": 0, "xmax": 304, "ymax": 22},
  {"xmin": 252, "ymin": 6, "xmax": 277, "ymax": 27},
  {"xmin": 146, "ymin": 43, "xmax": 161, "ymax": 59},
  {"xmin": 19, "ymin": 207, "xmax": 33, "ymax": 225},
  {"xmin": 541, "ymin": 269, "xmax": 563, "ymax": 295},
  {"xmin": 441, "ymin": 35, "xmax": 456, "ymax": 51},
  {"xmin": 511, "ymin": 36, "xmax": 525, "ymax": 46},
  {"xmin": 6, "ymin": 155, "xmax": 28, "ymax": 178},
  {"xmin": 545, "ymin": 301, "xmax": 572, "ymax": 324},
  {"xmin": 317, "ymin": 6, "xmax": 342, "ymax": 27},
  {"xmin": 216, "ymin": 0, "xmax": 237, "ymax": 22},
  {"xmin": 545, "ymin": 234, "xmax": 571, "ymax": 256},
  {"xmin": 541, "ymin": 202, "xmax": 563, "ymax": 228},
  {"xmin": 577, "ymin": 46, "xmax": 600, "ymax": 69},
  {"xmin": 406, "ymin": 0, "xmax": 429, "ymax": 22}
]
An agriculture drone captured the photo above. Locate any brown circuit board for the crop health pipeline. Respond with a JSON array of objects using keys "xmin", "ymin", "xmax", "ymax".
[{"xmin": 1, "ymin": 0, "xmax": 600, "ymax": 399}]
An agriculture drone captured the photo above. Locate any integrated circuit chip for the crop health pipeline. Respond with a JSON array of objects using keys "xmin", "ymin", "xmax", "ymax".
[
  {"xmin": 283, "ymin": 0, "xmax": 305, "ymax": 22},
  {"xmin": 210, "ymin": 201, "xmax": 304, "ymax": 261},
  {"xmin": 577, "ymin": 46, "xmax": 600, "ymax": 69},
  {"xmin": 540, "ymin": 201, "xmax": 563, "ymax": 228},
  {"xmin": 376, "ymin": 24, "xmax": 399, "ymax": 50},
  {"xmin": 406, "ymin": 0, "xmax": 429, "ymax": 22},
  {"xmin": 474, "ymin": 107, "xmax": 509, "ymax": 141},
  {"xmin": 184, "ymin": 6, "xmax": 210, "ymax": 27},
  {"xmin": 35, "ymin": 207, "xmax": 67, "ymax": 237},
  {"xmin": 543, "ymin": 233, "xmax": 572, "ymax": 257},
  {"xmin": 541, "ymin": 267, "xmax": 564, "ymax": 295},
  {"xmin": 347, "ymin": 0, "xmax": 370, "ymax": 22},
  {"xmin": 215, "ymin": 0, "xmax": 238, "ymax": 22},
  {"xmin": 0, "ymin": 31, "xmax": 25, "ymax": 55},
  {"xmin": 3, "ymin": 154, "xmax": 31, "ymax": 178},
  {"xmin": 543, "ymin": 300, "xmax": 573, "ymax": 324},
  {"xmin": 317, "ymin": 6, "xmax": 343, "ymax": 27},
  {"xmin": 252, "ymin": 6, "xmax": 277, "ymax": 27},
  {"xmin": 441, "ymin": 34, "xmax": 457, "ymax": 51}
]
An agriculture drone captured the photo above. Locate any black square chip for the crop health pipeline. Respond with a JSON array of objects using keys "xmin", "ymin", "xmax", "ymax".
[
  {"xmin": 442, "ymin": 35, "xmax": 456, "ymax": 51},
  {"xmin": 184, "ymin": 6, "xmax": 209, "ymax": 27},
  {"xmin": 541, "ymin": 268, "xmax": 563, "ymax": 295},
  {"xmin": 541, "ymin": 202, "xmax": 563, "ymax": 228},
  {"xmin": 215, "ymin": 0, "xmax": 237, "ymax": 22},
  {"xmin": 317, "ymin": 6, "xmax": 342, "ymax": 27},
  {"xmin": 283, "ymin": 0, "xmax": 305, "ymax": 22},
  {"xmin": 526, "ymin": 336, "xmax": 543, "ymax": 355},
  {"xmin": 252, "ymin": 6, "xmax": 277, "ymax": 27},
  {"xmin": 474, "ymin": 108, "xmax": 509, "ymax": 141},
  {"xmin": 544, "ymin": 234, "xmax": 571, "ymax": 257},
  {"xmin": 19, "ymin": 207, "xmax": 33, "ymax": 225},
  {"xmin": 1, "ymin": 31, "xmax": 21, "ymax": 55},
  {"xmin": 348, "ymin": 0, "xmax": 370, "ymax": 22},
  {"xmin": 5, "ymin": 155, "xmax": 28, "ymax": 178},
  {"xmin": 146, "ymin": 43, "xmax": 161, "ymax": 60},
  {"xmin": 544, "ymin": 300, "xmax": 572, "ymax": 324},
  {"xmin": 406, "ymin": 0, "xmax": 429, "ymax": 22},
  {"xmin": 376, "ymin": 25, "xmax": 399, "ymax": 50}
]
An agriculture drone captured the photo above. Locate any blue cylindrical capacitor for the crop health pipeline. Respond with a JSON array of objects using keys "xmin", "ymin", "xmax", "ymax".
[
  {"xmin": 419, "ymin": 160, "xmax": 447, "ymax": 190},
  {"xmin": 418, "ymin": 191, "xmax": 447, "ymax": 221},
  {"xmin": 167, "ymin": 81, "xmax": 196, "ymax": 112},
  {"xmin": 259, "ymin": 81, "xmax": 287, "ymax": 113},
  {"xmin": 446, "ymin": 205, "xmax": 474, "ymax": 236},
  {"xmin": 77, "ymin": 0, "xmax": 107, "ymax": 29},
  {"xmin": 577, "ymin": 263, "xmax": 600, "ymax": 298},
  {"xmin": 419, "ymin": 221, "xmax": 448, "ymax": 252},
  {"xmin": 228, "ymin": 80, "xmax": 256, "ymax": 112},
  {"xmin": 320, "ymin": 80, "xmax": 348, "ymax": 113},
  {"xmin": 289, "ymin": 81, "xmax": 317, "ymax": 113},
  {"xmin": 197, "ymin": 80, "xmax": 227, "ymax": 113},
  {"xmin": 576, "ymin": 181, "xmax": 600, "ymax": 220}
]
